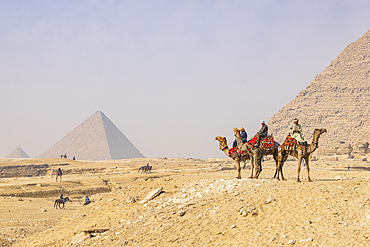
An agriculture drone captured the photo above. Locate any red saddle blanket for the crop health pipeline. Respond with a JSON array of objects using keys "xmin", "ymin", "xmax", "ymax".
[
  {"xmin": 282, "ymin": 135, "xmax": 307, "ymax": 151},
  {"xmin": 228, "ymin": 146, "xmax": 247, "ymax": 159},
  {"xmin": 248, "ymin": 135, "xmax": 275, "ymax": 149}
]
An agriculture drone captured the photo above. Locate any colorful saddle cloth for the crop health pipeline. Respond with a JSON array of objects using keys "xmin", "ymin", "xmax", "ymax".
[
  {"xmin": 248, "ymin": 135, "xmax": 275, "ymax": 149},
  {"xmin": 228, "ymin": 146, "xmax": 247, "ymax": 159},
  {"xmin": 282, "ymin": 135, "xmax": 307, "ymax": 152}
]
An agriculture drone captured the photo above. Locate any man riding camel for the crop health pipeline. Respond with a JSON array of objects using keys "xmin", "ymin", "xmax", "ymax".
[
  {"xmin": 289, "ymin": 118, "xmax": 306, "ymax": 144},
  {"xmin": 256, "ymin": 120, "xmax": 268, "ymax": 147},
  {"xmin": 233, "ymin": 127, "xmax": 248, "ymax": 147}
]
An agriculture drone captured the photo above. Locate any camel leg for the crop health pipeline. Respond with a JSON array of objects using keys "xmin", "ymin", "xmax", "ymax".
[
  {"xmin": 305, "ymin": 156, "xmax": 312, "ymax": 182},
  {"xmin": 279, "ymin": 154, "xmax": 287, "ymax": 181},
  {"xmin": 249, "ymin": 156, "xmax": 254, "ymax": 178},
  {"xmin": 297, "ymin": 155, "xmax": 302, "ymax": 182},
  {"xmin": 273, "ymin": 158, "xmax": 279, "ymax": 179},
  {"xmin": 235, "ymin": 158, "xmax": 241, "ymax": 179},
  {"xmin": 253, "ymin": 154, "xmax": 259, "ymax": 178},
  {"xmin": 255, "ymin": 158, "xmax": 262, "ymax": 178}
]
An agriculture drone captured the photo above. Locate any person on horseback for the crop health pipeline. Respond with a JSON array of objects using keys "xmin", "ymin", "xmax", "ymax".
[
  {"xmin": 60, "ymin": 194, "xmax": 65, "ymax": 202},
  {"xmin": 255, "ymin": 120, "xmax": 268, "ymax": 147},
  {"xmin": 233, "ymin": 127, "xmax": 248, "ymax": 147},
  {"xmin": 289, "ymin": 118, "xmax": 306, "ymax": 145}
]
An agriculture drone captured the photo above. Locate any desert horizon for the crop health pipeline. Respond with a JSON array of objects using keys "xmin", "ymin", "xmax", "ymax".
[{"xmin": 0, "ymin": 156, "xmax": 370, "ymax": 246}]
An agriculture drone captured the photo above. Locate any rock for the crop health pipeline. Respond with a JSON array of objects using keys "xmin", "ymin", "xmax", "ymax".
[
  {"xmin": 126, "ymin": 196, "xmax": 135, "ymax": 204},
  {"xmin": 271, "ymin": 237, "xmax": 277, "ymax": 241},
  {"xmin": 230, "ymin": 225, "xmax": 236, "ymax": 229},
  {"xmin": 300, "ymin": 238, "xmax": 313, "ymax": 243},
  {"xmin": 264, "ymin": 197, "xmax": 275, "ymax": 204},
  {"xmin": 178, "ymin": 210, "xmax": 187, "ymax": 216},
  {"xmin": 40, "ymin": 207, "xmax": 47, "ymax": 212},
  {"xmin": 71, "ymin": 232, "xmax": 90, "ymax": 245},
  {"xmin": 139, "ymin": 187, "xmax": 163, "ymax": 204},
  {"xmin": 288, "ymin": 240, "xmax": 296, "ymax": 245}
]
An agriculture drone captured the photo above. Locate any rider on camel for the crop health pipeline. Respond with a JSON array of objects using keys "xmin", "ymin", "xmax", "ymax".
[
  {"xmin": 233, "ymin": 127, "xmax": 248, "ymax": 147},
  {"xmin": 256, "ymin": 120, "xmax": 268, "ymax": 147},
  {"xmin": 289, "ymin": 118, "xmax": 306, "ymax": 145}
]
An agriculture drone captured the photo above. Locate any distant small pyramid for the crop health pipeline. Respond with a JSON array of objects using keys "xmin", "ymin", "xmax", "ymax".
[
  {"xmin": 6, "ymin": 147, "xmax": 30, "ymax": 158},
  {"xmin": 37, "ymin": 111, "xmax": 145, "ymax": 160}
]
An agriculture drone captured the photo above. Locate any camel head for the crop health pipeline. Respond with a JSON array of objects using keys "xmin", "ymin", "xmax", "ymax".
[
  {"xmin": 312, "ymin": 128, "xmax": 327, "ymax": 148},
  {"xmin": 233, "ymin": 127, "xmax": 242, "ymax": 140},
  {"xmin": 215, "ymin": 136, "xmax": 228, "ymax": 150},
  {"xmin": 314, "ymin": 128, "xmax": 327, "ymax": 137}
]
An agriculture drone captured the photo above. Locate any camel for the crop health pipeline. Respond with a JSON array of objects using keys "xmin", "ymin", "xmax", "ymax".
[
  {"xmin": 276, "ymin": 128, "xmax": 327, "ymax": 182},
  {"xmin": 215, "ymin": 136, "xmax": 258, "ymax": 179},
  {"xmin": 234, "ymin": 128, "xmax": 280, "ymax": 179}
]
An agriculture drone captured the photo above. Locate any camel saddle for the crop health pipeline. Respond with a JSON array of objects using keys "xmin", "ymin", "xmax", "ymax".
[
  {"xmin": 228, "ymin": 146, "xmax": 247, "ymax": 159},
  {"xmin": 248, "ymin": 135, "xmax": 276, "ymax": 149},
  {"xmin": 282, "ymin": 135, "xmax": 307, "ymax": 152}
]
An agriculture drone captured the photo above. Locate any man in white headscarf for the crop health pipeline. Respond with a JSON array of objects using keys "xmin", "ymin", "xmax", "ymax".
[{"xmin": 289, "ymin": 118, "xmax": 306, "ymax": 144}]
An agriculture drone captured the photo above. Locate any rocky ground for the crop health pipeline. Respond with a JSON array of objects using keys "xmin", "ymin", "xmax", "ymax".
[{"xmin": 1, "ymin": 157, "xmax": 370, "ymax": 246}]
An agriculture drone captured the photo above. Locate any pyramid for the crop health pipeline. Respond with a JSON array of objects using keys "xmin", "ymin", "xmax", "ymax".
[
  {"xmin": 38, "ymin": 111, "xmax": 145, "ymax": 160},
  {"xmin": 6, "ymin": 147, "xmax": 30, "ymax": 158},
  {"xmin": 268, "ymin": 29, "xmax": 370, "ymax": 148}
]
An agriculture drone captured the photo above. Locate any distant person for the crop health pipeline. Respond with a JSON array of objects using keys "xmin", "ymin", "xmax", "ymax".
[
  {"xmin": 64, "ymin": 153, "xmax": 67, "ymax": 159},
  {"xmin": 73, "ymin": 156, "xmax": 75, "ymax": 160},
  {"xmin": 61, "ymin": 155, "xmax": 63, "ymax": 159},
  {"xmin": 256, "ymin": 120, "xmax": 268, "ymax": 147},
  {"xmin": 85, "ymin": 196, "xmax": 90, "ymax": 205},
  {"xmin": 233, "ymin": 127, "xmax": 248, "ymax": 147},
  {"xmin": 289, "ymin": 118, "xmax": 306, "ymax": 144}
]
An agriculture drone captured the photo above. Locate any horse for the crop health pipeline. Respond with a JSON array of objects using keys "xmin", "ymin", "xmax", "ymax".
[
  {"xmin": 138, "ymin": 166, "xmax": 147, "ymax": 173},
  {"xmin": 54, "ymin": 197, "xmax": 70, "ymax": 209},
  {"xmin": 138, "ymin": 164, "xmax": 152, "ymax": 173},
  {"xmin": 56, "ymin": 170, "xmax": 62, "ymax": 181}
]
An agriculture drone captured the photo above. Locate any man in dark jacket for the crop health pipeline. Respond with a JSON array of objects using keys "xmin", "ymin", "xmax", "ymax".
[
  {"xmin": 256, "ymin": 120, "xmax": 268, "ymax": 147},
  {"xmin": 233, "ymin": 127, "xmax": 248, "ymax": 147}
]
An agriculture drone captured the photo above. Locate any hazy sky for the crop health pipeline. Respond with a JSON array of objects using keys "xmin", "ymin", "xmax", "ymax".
[{"xmin": 1, "ymin": 1, "xmax": 370, "ymax": 159}]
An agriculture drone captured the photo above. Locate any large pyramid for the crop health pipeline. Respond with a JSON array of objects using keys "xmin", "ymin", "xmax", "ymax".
[
  {"xmin": 6, "ymin": 147, "xmax": 30, "ymax": 158},
  {"xmin": 38, "ymin": 111, "xmax": 145, "ymax": 160},
  {"xmin": 268, "ymin": 29, "xmax": 370, "ymax": 148}
]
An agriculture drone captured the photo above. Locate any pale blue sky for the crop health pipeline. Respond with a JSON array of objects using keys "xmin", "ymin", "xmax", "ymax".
[{"xmin": 1, "ymin": 1, "xmax": 370, "ymax": 159}]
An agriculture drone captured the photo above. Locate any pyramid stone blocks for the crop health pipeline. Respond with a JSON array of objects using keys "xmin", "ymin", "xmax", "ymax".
[{"xmin": 268, "ymin": 29, "xmax": 370, "ymax": 149}]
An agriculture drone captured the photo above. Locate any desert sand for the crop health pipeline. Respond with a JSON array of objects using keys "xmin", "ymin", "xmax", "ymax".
[{"xmin": 0, "ymin": 157, "xmax": 370, "ymax": 246}]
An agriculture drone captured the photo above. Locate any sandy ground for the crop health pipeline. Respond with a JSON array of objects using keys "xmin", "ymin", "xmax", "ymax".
[{"xmin": 1, "ymin": 157, "xmax": 370, "ymax": 246}]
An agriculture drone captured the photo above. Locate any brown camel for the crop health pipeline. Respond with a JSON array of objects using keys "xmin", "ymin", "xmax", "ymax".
[
  {"xmin": 215, "ymin": 136, "xmax": 257, "ymax": 179},
  {"xmin": 277, "ymin": 128, "xmax": 327, "ymax": 182},
  {"xmin": 234, "ymin": 128, "xmax": 280, "ymax": 179}
]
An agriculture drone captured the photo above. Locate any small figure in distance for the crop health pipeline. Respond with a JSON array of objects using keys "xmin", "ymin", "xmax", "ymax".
[
  {"xmin": 73, "ymin": 156, "xmax": 75, "ymax": 160},
  {"xmin": 56, "ymin": 167, "xmax": 63, "ymax": 181},
  {"xmin": 84, "ymin": 196, "xmax": 91, "ymax": 206},
  {"xmin": 255, "ymin": 120, "xmax": 268, "ymax": 147}
]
